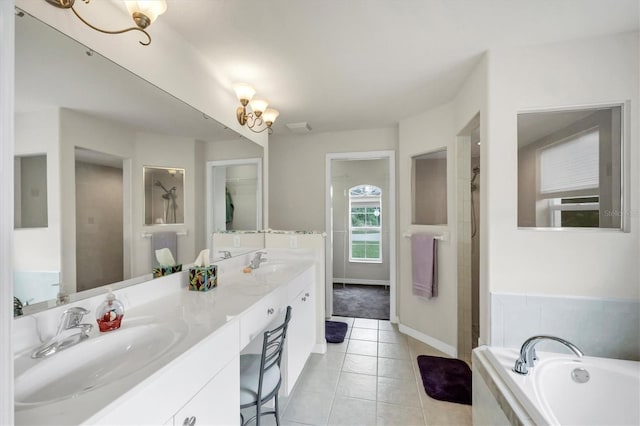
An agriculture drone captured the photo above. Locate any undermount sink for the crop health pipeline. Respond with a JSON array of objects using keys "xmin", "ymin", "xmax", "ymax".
[
  {"xmin": 15, "ymin": 317, "xmax": 188, "ymax": 407},
  {"xmin": 251, "ymin": 262, "xmax": 294, "ymax": 283}
]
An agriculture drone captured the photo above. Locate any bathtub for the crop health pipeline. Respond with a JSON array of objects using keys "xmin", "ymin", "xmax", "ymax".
[{"xmin": 481, "ymin": 347, "xmax": 640, "ymax": 426}]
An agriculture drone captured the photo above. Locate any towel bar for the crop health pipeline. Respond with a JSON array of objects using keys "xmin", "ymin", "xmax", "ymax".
[
  {"xmin": 142, "ymin": 231, "xmax": 188, "ymax": 238},
  {"xmin": 402, "ymin": 232, "xmax": 446, "ymax": 241}
]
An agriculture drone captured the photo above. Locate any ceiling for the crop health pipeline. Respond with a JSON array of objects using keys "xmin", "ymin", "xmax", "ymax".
[{"xmin": 158, "ymin": 0, "xmax": 640, "ymax": 134}]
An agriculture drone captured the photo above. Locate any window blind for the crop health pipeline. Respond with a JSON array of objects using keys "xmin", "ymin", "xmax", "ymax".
[{"xmin": 539, "ymin": 129, "xmax": 599, "ymax": 194}]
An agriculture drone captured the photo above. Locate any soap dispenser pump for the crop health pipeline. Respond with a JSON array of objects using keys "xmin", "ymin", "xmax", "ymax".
[{"xmin": 96, "ymin": 289, "xmax": 124, "ymax": 332}]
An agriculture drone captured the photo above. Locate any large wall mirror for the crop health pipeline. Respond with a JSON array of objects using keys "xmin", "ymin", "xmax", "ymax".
[
  {"xmin": 412, "ymin": 148, "xmax": 448, "ymax": 225},
  {"xmin": 14, "ymin": 10, "xmax": 264, "ymax": 315},
  {"xmin": 518, "ymin": 105, "xmax": 624, "ymax": 229}
]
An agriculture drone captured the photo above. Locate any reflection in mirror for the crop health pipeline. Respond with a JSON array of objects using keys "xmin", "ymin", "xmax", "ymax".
[
  {"xmin": 144, "ymin": 166, "xmax": 185, "ymax": 225},
  {"xmin": 207, "ymin": 159, "xmax": 262, "ymax": 233},
  {"xmin": 518, "ymin": 105, "xmax": 623, "ymax": 229},
  {"xmin": 14, "ymin": 10, "xmax": 258, "ymax": 315},
  {"xmin": 412, "ymin": 149, "xmax": 448, "ymax": 225},
  {"xmin": 14, "ymin": 154, "xmax": 48, "ymax": 229}
]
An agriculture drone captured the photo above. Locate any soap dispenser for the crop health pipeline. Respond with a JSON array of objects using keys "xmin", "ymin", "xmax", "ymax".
[{"xmin": 96, "ymin": 289, "xmax": 124, "ymax": 332}]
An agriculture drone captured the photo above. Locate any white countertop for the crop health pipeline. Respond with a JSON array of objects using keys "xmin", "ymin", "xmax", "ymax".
[{"xmin": 14, "ymin": 251, "xmax": 315, "ymax": 426}]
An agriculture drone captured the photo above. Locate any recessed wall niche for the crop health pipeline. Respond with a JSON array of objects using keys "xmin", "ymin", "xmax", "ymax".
[
  {"xmin": 14, "ymin": 154, "xmax": 48, "ymax": 229},
  {"xmin": 412, "ymin": 149, "xmax": 448, "ymax": 225},
  {"xmin": 144, "ymin": 166, "xmax": 185, "ymax": 225}
]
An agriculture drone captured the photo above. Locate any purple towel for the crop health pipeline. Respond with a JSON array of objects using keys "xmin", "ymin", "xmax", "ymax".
[{"xmin": 411, "ymin": 233, "xmax": 438, "ymax": 299}]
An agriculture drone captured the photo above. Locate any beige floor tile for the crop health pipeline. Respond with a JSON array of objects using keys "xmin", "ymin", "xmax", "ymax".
[
  {"xmin": 294, "ymin": 366, "xmax": 341, "ymax": 395},
  {"xmin": 378, "ymin": 342, "xmax": 410, "ymax": 360},
  {"xmin": 283, "ymin": 390, "xmax": 334, "ymax": 425},
  {"xmin": 347, "ymin": 339, "xmax": 378, "ymax": 356},
  {"xmin": 377, "ymin": 320, "xmax": 395, "ymax": 331},
  {"xmin": 327, "ymin": 339, "xmax": 350, "ymax": 353},
  {"xmin": 331, "ymin": 316, "xmax": 355, "ymax": 327},
  {"xmin": 342, "ymin": 353, "xmax": 377, "ymax": 375},
  {"xmin": 376, "ymin": 402, "xmax": 425, "ymax": 425},
  {"xmin": 335, "ymin": 372, "xmax": 377, "ymax": 401},
  {"xmin": 350, "ymin": 328, "xmax": 379, "ymax": 342},
  {"xmin": 377, "ymin": 357, "xmax": 415, "ymax": 380},
  {"xmin": 305, "ymin": 351, "xmax": 346, "ymax": 372},
  {"xmin": 378, "ymin": 330, "xmax": 407, "ymax": 344},
  {"xmin": 423, "ymin": 400, "xmax": 472, "ymax": 426},
  {"xmin": 408, "ymin": 337, "xmax": 448, "ymax": 357},
  {"xmin": 377, "ymin": 376, "xmax": 421, "ymax": 408},
  {"xmin": 353, "ymin": 318, "xmax": 379, "ymax": 329},
  {"xmin": 328, "ymin": 396, "xmax": 377, "ymax": 426}
]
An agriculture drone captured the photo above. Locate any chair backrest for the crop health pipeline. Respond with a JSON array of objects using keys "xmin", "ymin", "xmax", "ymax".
[{"xmin": 257, "ymin": 306, "xmax": 292, "ymax": 401}]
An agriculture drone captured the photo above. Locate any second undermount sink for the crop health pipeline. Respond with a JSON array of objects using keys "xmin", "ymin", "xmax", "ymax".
[
  {"xmin": 15, "ymin": 317, "xmax": 188, "ymax": 407},
  {"xmin": 251, "ymin": 262, "xmax": 294, "ymax": 283}
]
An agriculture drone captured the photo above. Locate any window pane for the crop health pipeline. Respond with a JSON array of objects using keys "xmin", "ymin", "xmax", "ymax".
[{"xmin": 561, "ymin": 210, "xmax": 599, "ymax": 227}]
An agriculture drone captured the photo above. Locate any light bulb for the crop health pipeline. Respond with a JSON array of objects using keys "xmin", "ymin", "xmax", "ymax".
[{"xmin": 232, "ymin": 83, "xmax": 256, "ymax": 106}]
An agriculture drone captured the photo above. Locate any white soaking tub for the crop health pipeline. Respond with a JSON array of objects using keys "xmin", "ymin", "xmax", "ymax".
[{"xmin": 480, "ymin": 347, "xmax": 640, "ymax": 426}]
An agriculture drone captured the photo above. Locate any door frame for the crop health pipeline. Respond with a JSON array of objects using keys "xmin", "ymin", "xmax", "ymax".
[{"xmin": 325, "ymin": 150, "xmax": 397, "ymax": 322}]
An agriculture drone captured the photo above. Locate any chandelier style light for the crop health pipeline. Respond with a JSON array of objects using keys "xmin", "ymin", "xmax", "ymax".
[
  {"xmin": 233, "ymin": 83, "xmax": 280, "ymax": 134},
  {"xmin": 44, "ymin": 0, "xmax": 167, "ymax": 46}
]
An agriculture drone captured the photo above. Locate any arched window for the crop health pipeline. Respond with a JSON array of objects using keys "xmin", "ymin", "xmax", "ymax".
[{"xmin": 349, "ymin": 185, "xmax": 382, "ymax": 263}]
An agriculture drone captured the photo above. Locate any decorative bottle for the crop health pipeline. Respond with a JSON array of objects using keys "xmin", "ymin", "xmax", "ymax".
[{"xmin": 96, "ymin": 289, "xmax": 124, "ymax": 332}]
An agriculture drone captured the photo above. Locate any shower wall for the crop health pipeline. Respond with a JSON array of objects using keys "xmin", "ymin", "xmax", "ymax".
[{"xmin": 75, "ymin": 161, "xmax": 123, "ymax": 292}]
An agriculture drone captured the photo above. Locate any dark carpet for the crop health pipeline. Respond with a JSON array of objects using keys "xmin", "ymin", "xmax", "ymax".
[
  {"xmin": 417, "ymin": 355, "xmax": 472, "ymax": 405},
  {"xmin": 325, "ymin": 321, "xmax": 348, "ymax": 343},
  {"xmin": 332, "ymin": 283, "xmax": 390, "ymax": 320}
]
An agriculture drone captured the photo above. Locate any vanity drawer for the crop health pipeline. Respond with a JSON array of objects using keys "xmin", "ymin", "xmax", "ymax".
[
  {"xmin": 239, "ymin": 288, "xmax": 286, "ymax": 348},
  {"xmin": 287, "ymin": 266, "xmax": 314, "ymax": 300}
]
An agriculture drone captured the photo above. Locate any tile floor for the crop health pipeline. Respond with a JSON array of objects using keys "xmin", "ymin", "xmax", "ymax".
[{"xmin": 242, "ymin": 317, "xmax": 472, "ymax": 426}]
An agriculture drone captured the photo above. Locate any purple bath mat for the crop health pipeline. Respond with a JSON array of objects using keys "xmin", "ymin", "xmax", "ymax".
[
  {"xmin": 417, "ymin": 355, "xmax": 472, "ymax": 405},
  {"xmin": 325, "ymin": 321, "xmax": 348, "ymax": 343}
]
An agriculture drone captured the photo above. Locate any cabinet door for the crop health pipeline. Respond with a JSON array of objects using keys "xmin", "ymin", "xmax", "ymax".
[
  {"xmin": 174, "ymin": 356, "xmax": 240, "ymax": 426},
  {"xmin": 283, "ymin": 282, "xmax": 315, "ymax": 394}
]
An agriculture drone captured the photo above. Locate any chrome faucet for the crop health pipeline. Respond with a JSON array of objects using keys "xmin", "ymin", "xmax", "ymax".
[
  {"xmin": 513, "ymin": 335, "xmax": 583, "ymax": 375},
  {"xmin": 32, "ymin": 307, "xmax": 93, "ymax": 359},
  {"xmin": 219, "ymin": 250, "xmax": 232, "ymax": 259},
  {"xmin": 249, "ymin": 251, "xmax": 267, "ymax": 269}
]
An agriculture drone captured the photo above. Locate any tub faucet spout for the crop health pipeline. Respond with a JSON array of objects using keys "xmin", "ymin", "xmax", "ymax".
[{"xmin": 514, "ymin": 335, "xmax": 583, "ymax": 375}]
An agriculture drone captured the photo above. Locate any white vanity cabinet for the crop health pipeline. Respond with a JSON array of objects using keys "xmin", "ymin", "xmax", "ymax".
[
  {"xmin": 169, "ymin": 355, "xmax": 240, "ymax": 426},
  {"xmin": 282, "ymin": 267, "xmax": 316, "ymax": 395},
  {"xmin": 240, "ymin": 287, "xmax": 287, "ymax": 348}
]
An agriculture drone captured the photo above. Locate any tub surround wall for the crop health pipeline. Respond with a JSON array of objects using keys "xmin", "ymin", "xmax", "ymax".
[{"xmin": 491, "ymin": 292, "xmax": 640, "ymax": 361}]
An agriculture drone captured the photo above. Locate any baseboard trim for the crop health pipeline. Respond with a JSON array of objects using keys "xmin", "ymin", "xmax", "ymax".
[
  {"xmin": 333, "ymin": 278, "xmax": 390, "ymax": 286},
  {"xmin": 313, "ymin": 342, "xmax": 327, "ymax": 354},
  {"xmin": 399, "ymin": 323, "xmax": 457, "ymax": 357}
]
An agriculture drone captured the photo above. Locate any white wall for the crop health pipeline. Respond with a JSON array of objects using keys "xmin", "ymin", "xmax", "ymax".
[
  {"xmin": 398, "ymin": 55, "xmax": 487, "ymax": 354},
  {"xmin": 14, "ymin": 110, "xmax": 61, "ymax": 273},
  {"xmin": 399, "ymin": 102, "xmax": 458, "ymax": 352},
  {"xmin": 132, "ymin": 132, "xmax": 197, "ymax": 277},
  {"xmin": 269, "ymin": 128, "xmax": 397, "ymax": 231},
  {"xmin": 59, "ymin": 109, "xmax": 135, "ymax": 293},
  {"xmin": 486, "ymin": 33, "xmax": 639, "ymax": 301}
]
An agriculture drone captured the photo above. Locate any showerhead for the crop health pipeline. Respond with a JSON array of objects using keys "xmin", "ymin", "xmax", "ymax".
[{"xmin": 471, "ymin": 167, "xmax": 480, "ymax": 192}]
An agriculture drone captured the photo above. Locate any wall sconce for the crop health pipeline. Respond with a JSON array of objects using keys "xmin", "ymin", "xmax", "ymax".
[
  {"xmin": 44, "ymin": 0, "xmax": 167, "ymax": 46},
  {"xmin": 233, "ymin": 83, "xmax": 280, "ymax": 134}
]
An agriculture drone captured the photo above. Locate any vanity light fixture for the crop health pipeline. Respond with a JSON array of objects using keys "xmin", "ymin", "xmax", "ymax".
[
  {"xmin": 233, "ymin": 83, "xmax": 280, "ymax": 134},
  {"xmin": 44, "ymin": 0, "xmax": 167, "ymax": 46}
]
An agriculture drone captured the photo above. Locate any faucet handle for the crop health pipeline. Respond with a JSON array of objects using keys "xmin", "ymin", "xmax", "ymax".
[{"xmin": 59, "ymin": 306, "xmax": 90, "ymax": 330}]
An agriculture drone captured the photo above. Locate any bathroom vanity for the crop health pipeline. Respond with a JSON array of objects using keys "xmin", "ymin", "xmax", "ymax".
[{"xmin": 13, "ymin": 249, "xmax": 319, "ymax": 425}]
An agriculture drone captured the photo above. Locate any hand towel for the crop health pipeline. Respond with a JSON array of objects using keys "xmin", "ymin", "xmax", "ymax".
[
  {"xmin": 411, "ymin": 233, "xmax": 438, "ymax": 299},
  {"xmin": 151, "ymin": 232, "xmax": 178, "ymax": 267}
]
